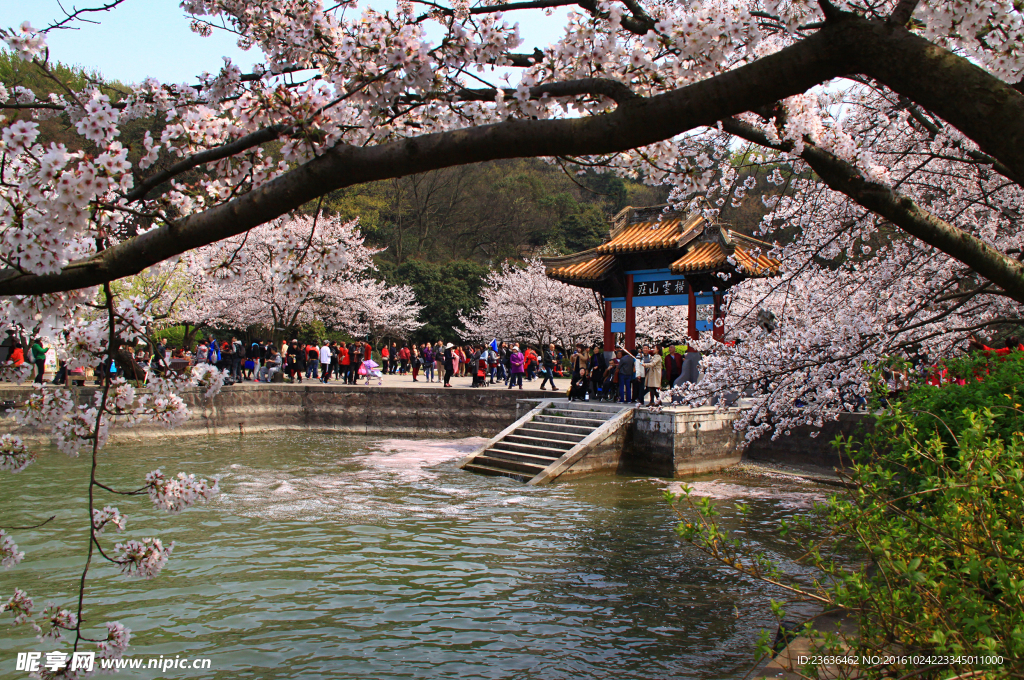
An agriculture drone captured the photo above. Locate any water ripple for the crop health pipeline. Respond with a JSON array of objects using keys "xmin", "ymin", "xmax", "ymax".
[{"xmin": 0, "ymin": 432, "xmax": 836, "ymax": 680}]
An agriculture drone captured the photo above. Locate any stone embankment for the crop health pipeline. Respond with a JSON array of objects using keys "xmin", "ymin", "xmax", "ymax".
[
  {"xmin": 0, "ymin": 383, "xmax": 550, "ymax": 441},
  {"xmin": 1, "ymin": 383, "xmax": 870, "ymax": 476}
]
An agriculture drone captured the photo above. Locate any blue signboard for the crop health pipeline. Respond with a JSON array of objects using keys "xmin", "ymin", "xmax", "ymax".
[{"xmin": 604, "ymin": 286, "xmax": 717, "ymax": 332}]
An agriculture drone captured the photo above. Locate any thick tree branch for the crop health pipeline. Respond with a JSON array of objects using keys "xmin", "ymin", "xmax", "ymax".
[
  {"xmin": 722, "ymin": 116, "xmax": 1024, "ymax": 305},
  {"xmin": 412, "ymin": 0, "xmax": 654, "ymax": 33},
  {"xmin": 2, "ymin": 14, "xmax": 1024, "ymax": 296},
  {"xmin": 803, "ymin": 146, "xmax": 1024, "ymax": 304},
  {"xmin": 816, "ymin": 0, "xmax": 842, "ymax": 22},
  {"xmin": 848, "ymin": 16, "xmax": 1024, "ymax": 185},
  {"xmin": 897, "ymin": 97, "xmax": 1022, "ymax": 185},
  {"xmin": 888, "ymin": 0, "xmax": 920, "ymax": 26},
  {"xmin": 451, "ymin": 78, "xmax": 637, "ymax": 104}
]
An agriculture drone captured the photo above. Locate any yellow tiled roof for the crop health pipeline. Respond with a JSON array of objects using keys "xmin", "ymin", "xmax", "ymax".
[
  {"xmin": 670, "ymin": 243, "xmax": 780, "ymax": 276},
  {"xmin": 734, "ymin": 246, "xmax": 781, "ymax": 276},
  {"xmin": 670, "ymin": 242, "xmax": 727, "ymax": 273},
  {"xmin": 546, "ymin": 254, "xmax": 617, "ymax": 281},
  {"xmin": 596, "ymin": 213, "xmax": 704, "ymax": 254}
]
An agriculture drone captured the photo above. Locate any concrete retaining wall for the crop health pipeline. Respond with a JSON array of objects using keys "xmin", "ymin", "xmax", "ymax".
[
  {"xmin": 627, "ymin": 406, "xmax": 746, "ymax": 476},
  {"xmin": 743, "ymin": 413, "xmax": 871, "ymax": 469},
  {"xmin": 0, "ymin": 384, "xmax": 548, "ymax": 441},
  {"xmin": 1, "ymin": 385, "xmax": 872, "ymax": 476}
]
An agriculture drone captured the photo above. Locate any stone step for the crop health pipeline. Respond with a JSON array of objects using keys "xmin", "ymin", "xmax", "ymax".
[
  {"xmin": 485, "ymin": 449, "xmax": 560, "ymax": 467},
  {"xmin": 504, "ymin": 433, "xmax": 575, "ymax": 450},
  {"xmin": 462, "ymin": 462, "xmax": 532, "ymax": 482},
  {"xmin": 490, "ymin": 440, "xmax": 567, "ymax": 458},
  {"xmin": 524, "ymin": 421, "xmax": 595, "ymax": 437},
  {"xmin": 542, "ymin": 407, "xmax": 615, "ymax": 421},
  {"xmin": 515, "ymin": 427, "xmax": 586, "ymax": 445},
  {"xmin": 473, "ymin": 455, "xmax": 547, "ymax": 475},
  {"xmin": 547, "ymin": 401, "xmax": 625, "ymax": 414},
  {"xmin": 462, "ymin": 399, "xmax": 631, "ymax": 483},
  {"xmin": 533, "ymin": 414, "xmax": 608, "ymax": 428}
]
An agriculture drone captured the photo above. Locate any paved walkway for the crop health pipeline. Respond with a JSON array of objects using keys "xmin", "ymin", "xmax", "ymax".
[
  {"xmin": 282, "ymin": 371, "xmax": 570, "ymax": 392},
  {"xmin": 0, "ymin": 371, "xmax": 572, "ymax": 393}
]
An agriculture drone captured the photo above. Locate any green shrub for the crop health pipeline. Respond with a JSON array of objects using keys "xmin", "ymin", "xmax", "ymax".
[{"xmin": 668, "ymin": 353, "xmax": 1024, "ymax": 679}]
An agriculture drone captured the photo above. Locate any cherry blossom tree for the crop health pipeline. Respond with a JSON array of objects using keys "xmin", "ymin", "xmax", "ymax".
[
  {"xmin": 355, "ymin": 278, "xmax": 425, "ymax": 347},
  {"xmin": 1, "ymin": 284, "xmax": 221, "ymax": 661},
  {"xmin": 176, "ymin": 212, "xmax": 421, "ymax": 341},
  {"xmin": 0, "ymin": 0, "xmax": 1021, "ymax": 302},
  {"xmin": 460, "ymin": 258, "xmax": 602, "ymax": 347},
  {"xmin": 665, "ymin": 84, "xmax": 1024, "ymax": 439},
  {"xmin": 461, "ymin": 260, "xmax": 688, "ymax": 348},
  {"xmin": 635, "ymin": 307, "xmax": 690, "ymax": 345}
]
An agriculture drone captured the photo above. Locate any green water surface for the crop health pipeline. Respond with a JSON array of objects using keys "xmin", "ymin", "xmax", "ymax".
[{"xmin": 0, "ymin": 432, "xmax": 829, "ymax": 679}]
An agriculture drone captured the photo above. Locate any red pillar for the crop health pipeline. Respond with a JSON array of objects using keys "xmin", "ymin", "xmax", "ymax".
[
  {"xmin": 712, "ymin": 293, "xmax": 725, "ymax": 342},
  {"xmin": 625, "ymin": 274, "xmax": 636, "ymax": 352},
  {"xmin": 603, "ymin": 299, "xmax": 614, "ymax": 351},
  {"xmin": 687, "ymin": 284, "xmax": 698, "ymax": 341}
]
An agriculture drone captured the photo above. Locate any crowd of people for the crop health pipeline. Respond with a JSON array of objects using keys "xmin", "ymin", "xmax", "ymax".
[
  {"xmin": 10, "ymin": 329, "xmax": 1021, "ymax": 410},
  {"xmin": 116, "ymin": 336, "xmax": 702, "ymax": 401},
  {"xmin": 558, "ymin": 342, "xmax": 702, "ymax": 405},
  {"xmin": 2, "ymin": 332, "xmax": 706, "ymax": 405},
  {"xmin": 2, "ymin": 337, "xmax": 50, "ymax": 385}
]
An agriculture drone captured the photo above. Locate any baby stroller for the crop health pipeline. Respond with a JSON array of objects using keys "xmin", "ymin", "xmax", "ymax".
[{"xmin": 359, "ymin": 359, "xmax": 383, "ymax": 385}]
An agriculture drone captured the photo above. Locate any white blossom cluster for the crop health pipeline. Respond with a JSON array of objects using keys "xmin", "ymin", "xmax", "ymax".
[
  {"xmin": 0, "ymin": 588, "xmax": 35, "ymax": 626},
  {"xmin": 190, "ymin": 364, "xmax": 229, "ymax": 400},
  {"xmin": 145, "ymin": 470, "xmax": 220, "ymax": 515},
  {"xmin": 38, "ymin": 604, "xmax": 79, "ymax": 641},
  {"xmin": 0, "ymin": 434, "xmax": 35, "ymax": 473},
  {"xmin": 0, "ymin": 22, "xmax": 45, "ymax": 60},
  {"xmin": 917, "ymin": 0, "xmax": 1024, "ymax": 82},
  {"xmin": 0, "ymin": 530, "xmax": 24, "ymax": 570},
  {"xmin": 96, "ymin": 621, "xmax": 132, "ymax": 659},
  {"xmin": 113, "ymin": 538, "xmax": 174, "ymax": 579},
  {"xmin": 15, "ymin": 390, "xmax": 77, "ymax": 443},
  {"xmin": 92, "ymin": 506, "xmax": 127, "ymax": 535}
]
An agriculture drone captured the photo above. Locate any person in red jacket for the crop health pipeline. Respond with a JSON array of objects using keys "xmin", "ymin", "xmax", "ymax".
[
  {"xmin": 337, "ymin": 342, "xmax": 349, "ymax": 384},
  {"xmin": 524, "ymin": 347, "xmax": 538, "ymax": 381},
  {"xmin": 399, "ymin": 345, "xmax": 411, "ymax": 375}
]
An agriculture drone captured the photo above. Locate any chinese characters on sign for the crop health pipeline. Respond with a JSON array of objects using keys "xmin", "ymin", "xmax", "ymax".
[{"xmin": 632, "ymin": 278, "xmax": 688, "ymax": 298}]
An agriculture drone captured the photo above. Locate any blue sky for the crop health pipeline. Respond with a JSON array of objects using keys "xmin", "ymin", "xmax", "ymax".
[{"xmin": 4, "ymin": 1, "xmax": 567, "ymax": 84}]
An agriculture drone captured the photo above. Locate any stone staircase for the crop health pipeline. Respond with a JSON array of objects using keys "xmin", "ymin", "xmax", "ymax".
[{"xmin": 459, "ymin": 400, "xmax": 634, "ymax": 484}]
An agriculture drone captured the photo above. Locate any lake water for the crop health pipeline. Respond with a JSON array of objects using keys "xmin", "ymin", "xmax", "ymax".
[{"xmin": 0, "ymin": 432, "xmax": 831, "ymax": 679}]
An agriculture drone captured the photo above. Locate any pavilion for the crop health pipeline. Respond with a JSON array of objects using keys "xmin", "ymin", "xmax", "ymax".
[{"xmin": 543, "ymin": 206, "xmax": 780, "ymax": 351}]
